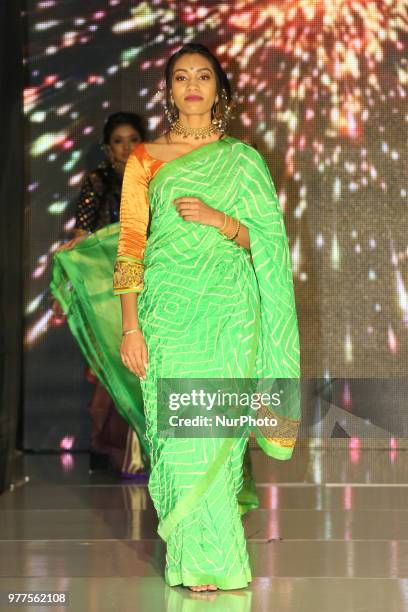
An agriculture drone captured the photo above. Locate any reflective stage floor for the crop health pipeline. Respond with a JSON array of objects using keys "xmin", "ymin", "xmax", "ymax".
[{"xmin": 1, "ymin": 442, "xmax": 408, "ymax": 611}]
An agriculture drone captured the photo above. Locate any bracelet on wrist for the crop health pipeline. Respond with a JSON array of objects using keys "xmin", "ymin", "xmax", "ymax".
[
  {"xmin": 219, "ymin": 214, "xmax": 234, "ymax": 238},
  {"xmin": 122, "ymin": 327, "xmax": 140, "ymax": 337},
  {"xmin": 219, "ymin": 212, "xmax": 228, "ymax": 232},
  {"xmin": 219, "ymin": 215, "xmax": 240, "ymax": 240},
  {"xmin": 228, "ymin": 220, "xmax": 241, "ymax": 241}
]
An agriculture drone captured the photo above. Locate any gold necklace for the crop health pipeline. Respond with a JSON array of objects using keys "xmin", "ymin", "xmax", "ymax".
[{"xmin": 170, "ymin": 119, "xmax": 220, "ymax": 140}]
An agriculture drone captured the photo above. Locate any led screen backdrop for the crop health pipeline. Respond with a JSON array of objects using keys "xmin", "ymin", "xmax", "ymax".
[{"xmin": 23, "ymin": 0, "xmax": 408, "ymax": 449}]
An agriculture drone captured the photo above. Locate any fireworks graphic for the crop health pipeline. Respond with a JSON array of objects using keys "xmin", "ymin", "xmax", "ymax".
[
  {"xmin": 24, "ymin": 0, "xmax": 408, "ymax": 382},
  {"xmin": 229, "ymin": 0, "xmax": 407, "ymax": 138}
]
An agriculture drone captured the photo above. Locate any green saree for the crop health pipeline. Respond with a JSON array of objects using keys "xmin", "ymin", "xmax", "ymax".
[
  {"xmin": 52, "ymin": 136, "xmax": 300, "ymax": 589},
  {"xmin": 124, "ymin": 136, "xmax": 299, "ymax": 588}
]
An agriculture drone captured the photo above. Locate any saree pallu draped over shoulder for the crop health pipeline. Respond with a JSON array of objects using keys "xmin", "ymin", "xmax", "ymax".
[{"xmin": 115, "ymin": 136, "xmax": 300, "ymax": 589}]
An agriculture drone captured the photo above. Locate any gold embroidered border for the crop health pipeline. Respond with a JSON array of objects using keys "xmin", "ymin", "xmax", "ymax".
[
  {"xmin": 265, "ymin": 437, "xmax": 296, "ymax": 449},
  {"xmin": 113, "ymin": 259, "xmax": 144, "ymax": 293},
  {"xmin": 256, "ymin": 402, "xmax": 300, "ymax": 448}
]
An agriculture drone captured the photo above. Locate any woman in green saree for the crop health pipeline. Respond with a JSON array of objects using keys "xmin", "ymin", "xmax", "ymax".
[{"xmin": 114, "ymin": 44, "xmax": 300, "ymax": 591}]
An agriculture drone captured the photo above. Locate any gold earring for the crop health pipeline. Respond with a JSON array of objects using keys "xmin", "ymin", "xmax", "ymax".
[
  {"xmin": 164, "ymin": 92, "xmax": 178, "ymax": 125},
  {"xmin": 211, "ymin": 88, "xmax": 231, "ymax": 133},
  {"xmin": 211, "ymin": 96, "xmax": 221, "ymax": 124}
]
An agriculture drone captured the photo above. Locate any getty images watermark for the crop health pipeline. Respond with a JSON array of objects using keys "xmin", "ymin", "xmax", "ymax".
[
  {"xmin": 157, "ymin": 378, "xmax": 300, "ymax": 438},
  {"xmin": 168, "ymin": 388, "xmax": 281, "ymax": 427}
]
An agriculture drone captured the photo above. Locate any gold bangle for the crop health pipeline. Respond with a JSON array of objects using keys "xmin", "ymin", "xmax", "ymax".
[
  {"xmin": 225, "ymin": 217, "xmax": 235, "ymax": 237},
  {"xmin": 219, "ymin": 212, "xmax": 228, "ymax": 232},
  {"xmin": 229, "ymin": 220, "xmax": 241, "ymax": 241},
  {"xmin": 224, "ymin": 217, "xmax": 240, "ymax": 240},
  {"xmin": 219, "ymin": 214, "xmax": 234, "ymax": 237},
  {"xmin": 122, "ymin": 327, "xmax": 140, "ymax": 336}
]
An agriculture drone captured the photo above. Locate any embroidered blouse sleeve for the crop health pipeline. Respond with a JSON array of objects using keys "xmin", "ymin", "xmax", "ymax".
[
  {"xmin": 75, "ymin": 172, "xmax": 101, "ymax": 234},
  {"xmin": 113, "ymin": 151, "xmax": 149, "ymax": 295}
]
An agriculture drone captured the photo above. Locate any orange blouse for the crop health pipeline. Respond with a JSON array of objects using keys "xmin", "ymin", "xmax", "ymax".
[{"xmin": 113, "ymin": 143, "xmax": 166, "ymax": 295}]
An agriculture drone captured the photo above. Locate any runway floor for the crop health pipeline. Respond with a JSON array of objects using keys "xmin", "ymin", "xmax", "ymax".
[{"xmin": 1, "ymin": 442, "xmax": 408, "ymax": 611}]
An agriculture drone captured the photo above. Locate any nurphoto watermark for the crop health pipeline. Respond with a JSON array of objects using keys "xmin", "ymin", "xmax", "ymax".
[{"xmin": 157, "ymin": 378, "xmax": 300, "ymax": 438}]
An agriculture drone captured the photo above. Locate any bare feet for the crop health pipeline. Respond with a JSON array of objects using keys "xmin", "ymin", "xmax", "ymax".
[{"xmin": 188, "ymin": 584, "xmax": 218, "ymax": 592}]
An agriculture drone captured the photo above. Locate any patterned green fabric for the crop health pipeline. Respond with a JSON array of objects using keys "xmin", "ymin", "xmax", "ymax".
[
  {"xmin": 50, "ymin": 221, "xmax": 258, "ymax": 503},
  {"xmin": 51, "ymin": 136, "xmax": 300, "ymax": 589},
  {"xmin": 50, "ymin": 224, "xmax": 150, "ymax": 469},
  {"xmin": 135, "ymin": 136, "xmax": 300, "ymax": 588}
]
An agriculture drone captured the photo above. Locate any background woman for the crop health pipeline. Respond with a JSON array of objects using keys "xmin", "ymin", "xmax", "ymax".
[
  {"xmin": 115, "ymin": 43, "xmax": 300, "ymax": 591},
  {"xmin": 54, "ymin": 112, "xmax": 147, "ymax": 476}
]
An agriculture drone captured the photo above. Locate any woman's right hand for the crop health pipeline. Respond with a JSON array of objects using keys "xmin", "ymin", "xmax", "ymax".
[{"xmin": 120, "ymin": 329, "xmax": 148, "ymax": 380}]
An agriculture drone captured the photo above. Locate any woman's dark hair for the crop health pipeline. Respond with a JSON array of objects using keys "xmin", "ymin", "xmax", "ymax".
[
  {"xmin": 164, "ymin": 43, "xmax": 234, "ymax": 134},
  {"xmin": 102, "ymin": 112, "xmax": 146, "ymax": 145}
]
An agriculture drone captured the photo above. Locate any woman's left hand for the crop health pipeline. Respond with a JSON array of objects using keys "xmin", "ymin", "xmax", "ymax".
[{"xmin": 173, "ymin": 197, "xmax": 223, "ymax": 228}]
